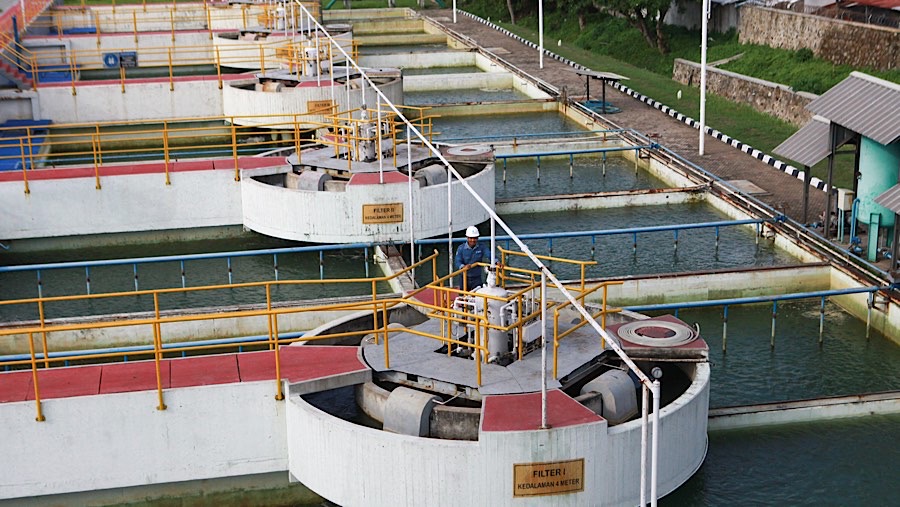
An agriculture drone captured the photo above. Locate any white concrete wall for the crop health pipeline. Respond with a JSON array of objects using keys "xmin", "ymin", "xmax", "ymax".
[
  {"xmin": 240, "ymin": 164, "xmax": 493, "ymax": 243},
  {"xmin": 0, "ymin": 305, "xmax": 367, "ymax": 356},
  {"xmin": 56, "ymin": 5, "xmax": 212, "ymax": 33},
  {"xmin": 0, "ymin": 379, "xmax": 287, "ymax": 500},
  {"xmin": 496, "ymin": 188, "xmax": 706, "ymax": 214},
  {"xmin": 359, "ymin": 51, "xmax": 476, "ymax": 69},
  {"xmin": 286, "ymin": 363, "xmax": 709, "ymax": 506},
  {"xmin": 37, "ymin": 79, "xmax": 224, "ymax": 122},
  {"xmin": 403, "ymin": 72, "xmax": 512, "ymax": 92},
  {"xmin": 579, "ymin": 265, "xmax": 831, "ymax": 307},
  {"xmin": 222, "ymin": 77, "xmax": 403, "ymax": 127},
  {"xmin": 26, "ymin": 32, "xmax": 215, "ymax": 68},
  {"xmin": 212, "ymin": 34, "xmax": 285, "ymax": 70},
  {"xmin": 0, "ymin": 166, "xmax": 246, "ymax": 240}
]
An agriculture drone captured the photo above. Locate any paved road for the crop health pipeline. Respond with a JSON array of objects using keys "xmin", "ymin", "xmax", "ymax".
[{"xmin": 424, "ymin": 10, "xmax": 827, "ymax": 224}]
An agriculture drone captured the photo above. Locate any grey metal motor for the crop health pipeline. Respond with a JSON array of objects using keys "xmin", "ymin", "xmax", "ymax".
[{"xmin": 580, "ymin": 369, "xmax": 639, "ymax": 425}]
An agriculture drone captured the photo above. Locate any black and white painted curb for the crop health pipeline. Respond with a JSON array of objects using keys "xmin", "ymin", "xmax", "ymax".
[{"xmin": 455, "ymin": 10, "xmax": 829, "ymax": 193}]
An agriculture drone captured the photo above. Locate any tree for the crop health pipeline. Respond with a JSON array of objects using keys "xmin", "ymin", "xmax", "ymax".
[
  {"xmin": 506, "ymin": 0, "xmax": 517, "ymax": 24},
  {"xmin": 593, "ymin": 0, "xmax": 672, "ymax": 54}
]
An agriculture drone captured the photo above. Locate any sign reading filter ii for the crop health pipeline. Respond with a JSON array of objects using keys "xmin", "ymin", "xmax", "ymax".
[
  {"xmin": 363, "ymin": 203, "xmax": 403, "ymax": 224},
  {"xmin": 513, "ymin": 458, "xmax": 584, "ymax": 497}
]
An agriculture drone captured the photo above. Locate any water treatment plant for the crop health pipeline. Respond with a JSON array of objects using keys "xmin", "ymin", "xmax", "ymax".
[{"xmin": 0, "ymin": 1, "xmax": 898, "ymax": 506}]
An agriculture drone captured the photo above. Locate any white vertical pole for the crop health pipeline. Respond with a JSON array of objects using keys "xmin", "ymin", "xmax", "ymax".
[
  {"xmin": 315, "ymin": 30, "xmax": 321, "ymax": 86},
  {"xmin": 377, "ymin": 101, "xmax": 383, "ymax": 183},
  {"xmin": 699, "ymin": 0, "xmax": 709, "ymax": 156},
  {"xmin": 538, "ymin": 0, "xmax": 544, "ymax": 69},
  {"xmin": 640, "ymin": 384, "xmax": 648, "ymax": 506},
  {"xmin": 408, "ymin": 126, "xmax": 415, "ymax": 279},
  {"xmin": 540, "ymin": 270, "xmax": 547, "ymax": 429},
  {"xmin": 490, "ymin": 218, "xmax": 496, "ymax": 266},
  {"xmin": 650, "ymin": 380, "xmax": 661, "ymax": 506},
  {"xmin": 448, "ymin": 165, "xmax": 453, "ymax": 286},
  {"xmin": 453, "ymin": 0, "xmax": 457, "ymax": 23}
]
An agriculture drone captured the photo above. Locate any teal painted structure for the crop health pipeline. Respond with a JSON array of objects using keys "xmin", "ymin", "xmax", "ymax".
[{"xmin": 857, "ymin": 136, "xmax": 900, "ymax": 229}]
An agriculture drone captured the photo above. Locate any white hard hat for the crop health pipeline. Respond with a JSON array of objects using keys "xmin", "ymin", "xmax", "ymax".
[{"xmin": 465, "ymin": 226, "xmax": 479, "ymax": 238}]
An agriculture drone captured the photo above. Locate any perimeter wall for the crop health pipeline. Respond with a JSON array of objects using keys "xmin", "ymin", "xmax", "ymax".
[{"xmin": 738, "ymin": 6, "xmax": 900, "ymax": 71}]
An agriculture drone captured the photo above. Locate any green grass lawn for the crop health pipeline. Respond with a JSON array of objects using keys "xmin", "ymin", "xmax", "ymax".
[{"xmin": 445, "ymin": 7, "xmax": 860, "ymax": 188}]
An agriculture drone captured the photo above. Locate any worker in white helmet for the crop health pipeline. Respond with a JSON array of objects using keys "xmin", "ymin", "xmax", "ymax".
[{"xmin": 455, "ymin": 225, "xmax": 488, "ymax": 291}]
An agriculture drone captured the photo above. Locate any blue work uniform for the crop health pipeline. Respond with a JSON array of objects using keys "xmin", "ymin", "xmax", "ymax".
[{"xmin": 455, "ymin": 241, "xmax": 488, "ymax": 290}]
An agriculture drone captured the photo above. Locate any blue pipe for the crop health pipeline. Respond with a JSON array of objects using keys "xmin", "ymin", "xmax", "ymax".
[
  {"xmin": 623, "ymin": 285, "xmax": 883, "ymax": 313},
  {"xmin": 494, "ymin": 144, "xmax": 657, "ymax": 160},
  {"xmin": 415, "ymin": 219, "xmax": 768, "ymax": 246},
  {"xmin": 0, "ymin": 241, "xmax": 381, "ymax": 273}
]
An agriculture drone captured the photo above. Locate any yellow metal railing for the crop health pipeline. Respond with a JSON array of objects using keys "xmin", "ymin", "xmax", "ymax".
[
  {"xmin": 33, "ymin": 1, "xmax": 321, "ymax": 39},
  {"xmin": 0, "ymin": 105, "xmax": 433, "ymax": 193},
  {"xmin": 0, "ymin": 247, "xmax": 620, "ymax": 422},
  {"xmin": 0, "ymin": 250, "xmax": 442, "ymax": 422}
]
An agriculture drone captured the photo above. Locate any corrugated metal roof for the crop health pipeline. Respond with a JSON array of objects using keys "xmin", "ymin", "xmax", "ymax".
[
  {"xmin": 807, "ymin": 72, "xmax": 900, "ymax": 146},
  {"xmin": 875, "ymin": 184, "xmax": 900, "ymax": 214},
  {"xmin": 773, "ymin": 117, "xmax": 831, "ymax": 167}
]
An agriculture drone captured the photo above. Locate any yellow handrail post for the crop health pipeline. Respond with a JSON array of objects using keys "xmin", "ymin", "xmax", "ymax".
[
  {"xmin": 475, "ymin": 319, "xmax": 482, "ymax": 386},
  {"xmin": 371, "ymin": 279, "xmax": 378, "ymax": 345},
  {"xmin": 152, "ymin": 292, "xmax": 167, "ymax": 411},
  {"xmin": 19, "ymin": 139, "xmax": 30, "ymax": 194},
  {"xmin": 273, "ymin": 307, "xmax": 284, "ymax": 400},
  {"xmin": 169, "ymin": 10, "xmax": 175, "ymax": 43},
  {"xmin": 241, "ymin": 5, "xmax": 247, "ymax": 30},
  {"xmin": 143, "ymin": 0, "xmax": 147, "ymax": 13},
  {"xmin": 25, "ymin": 128, "xmax": 35, "ymax": 173},
  {"xmin": 207, "ymin": 8, "xmax": 213, "ymax": 40},
  {"xmin": 215, "ymin": 47, "xmax": 222, "ymax": 89},
  {"xmin": 68, "ymin": 52, "xmax": 77, "ymax": 95},
  {"xmin": 119, "ymin": 64, "xmax": 126, "ymax": 93},
  {"xmin": 92, "ymin": 134, "xmax": 101, "ymax": 190},
  {"xmin": 27, "ymin": 333, "xmax": 45, "ymax": 422},
  {"xmin": 37, "ymin": 299, "xmax": 49, "ymax": 369},
  {"xmin": 162, "ymin": 120, "xmax": 171, "ymax": 185},
  {"xmin": 382, "ymin": 301, "xmax": 390, "ymax": 369},
  {"xmin": 293, "ymin": 115, "xmax": 301, "ymax": 159},
  {"xmin": 601, "ymin": 284, "xmax": 608, "ymax": 349},
  {"xmin": 167, "ymin": 47, "xmax": 174, "ymax": 91},
  {"xmin": 94, "ymin": 11, "xmax": 101, "ymax": 47},
  {"xmin": 133, "ymin": 11, "xmax": 138, "ymax": 44},
  {"xmin": 258, "ymin": 44, "xmax": 264, "ymax": 73},
  {"xmin": 55, "ymin": 13, "xmax": 62, "ymax": 40},
  {"xmin": 553, "ymin": 308, "xmax": 559, "ymax": 377},
  {"xmin": 517, "ymin": 296, "xmax": 523, "ymax": 360},
  {"xmin": 266, "ymin": 284, "xmax": 274, "ymax": 351},
  {"xmin": 230, "ymin": 118, "xmax": 239, "ymax": 181}
]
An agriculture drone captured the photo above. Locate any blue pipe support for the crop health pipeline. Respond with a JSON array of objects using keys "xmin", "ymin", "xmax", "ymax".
[
  {"xmin": 416, "ymin": 218, "xmax": 768, "ymax": 246},
  {"xmin": 494, "ymin": 144, "xmax": 657, "ymax": 160},
  {"xmin": 623, "ymin": 285, "xmax": 883, "ymax": 313},
  {"xmin": 436, "ymin": 129, "xmax": 623, "ymax": 143}
]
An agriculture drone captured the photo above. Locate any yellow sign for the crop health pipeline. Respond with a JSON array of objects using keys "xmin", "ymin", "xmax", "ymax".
[
  {"xmin": 513, "ymin": 459, "xmax": 584, "ymax": 497},
  {"xmin": 363, "ymin": 203, "xmax": 404, "ymax": 224},
  {"xmin": 307, "ymin": 99, "xmax": 334, "ymax": 114}
]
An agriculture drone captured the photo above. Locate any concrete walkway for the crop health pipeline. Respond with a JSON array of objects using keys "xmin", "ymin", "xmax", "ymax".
[{"xmin": 423, "ymin": 10, "xmax": 827, "ymax": 224}]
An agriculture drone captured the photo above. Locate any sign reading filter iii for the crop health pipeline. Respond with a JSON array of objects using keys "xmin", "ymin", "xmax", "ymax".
[
  {"xmin": 513, "ymin": 458, "xmax": 584, "ymax": 497},
  {"xmin": 307, "ymin": 99, "xmax": 334, "ymax": 114},
  {"xmin": 363, "ymin": 203, "xmax": 403, "ymax": 224}
]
